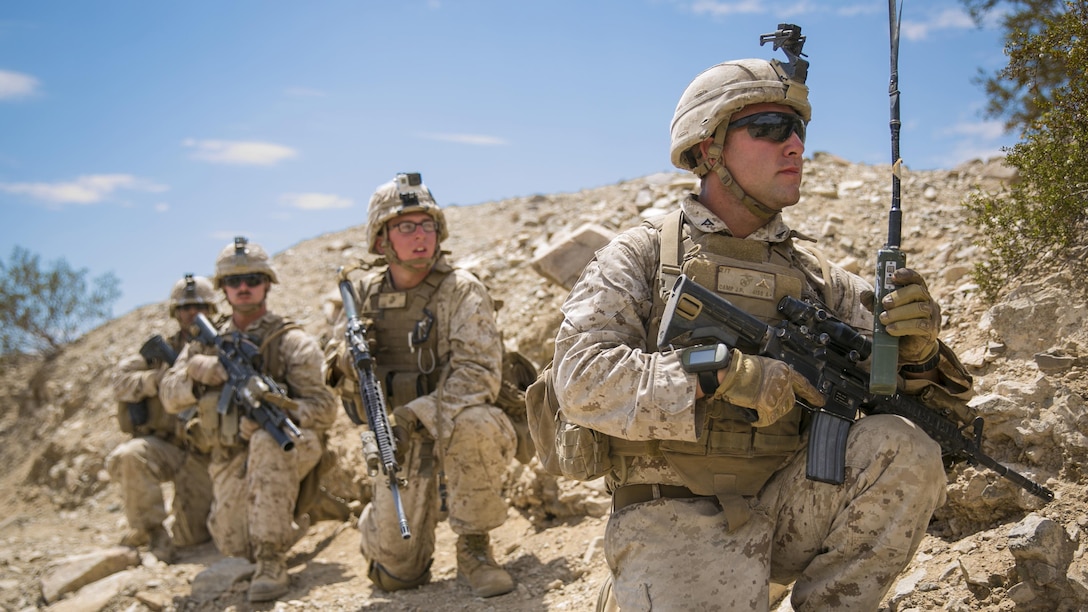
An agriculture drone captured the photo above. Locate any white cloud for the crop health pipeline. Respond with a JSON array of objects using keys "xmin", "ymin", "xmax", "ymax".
[
  {"xmin": 687, "ymin": 0, "xmax": 765, "ymax": 16},
  {"xmin": 417, "ymin": 132, "xmax": 508, "ymax": 146},
  {"xmin": 901, "ymin": 8, "xmax": 974, "ymax": 41},
  {"xmin": 281, "ymin": 192, "xmax": 354, "ymax": 210},
  {"xmin": 945, "ymin": 120, "xmax": 1007, "ymax": 140},
  {"xmin": 154, "ymin": 202, "xmax": 170, "ymax": 213},
  {"xmin": 183, "ymin": 139, "xmax": 298, "ymax": 166},
  {"xmin": 0, "ymin": 174, "xmax": 167, "ymax": 205},
  {"xmin": 0, "ymin": 69, "xmax": 39, "ymax": 99}
]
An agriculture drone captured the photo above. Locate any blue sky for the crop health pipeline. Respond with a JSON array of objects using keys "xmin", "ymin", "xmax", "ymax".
[{"xmin": 1, "ymin": 1, "xmax": 1013, "ymax": 318}]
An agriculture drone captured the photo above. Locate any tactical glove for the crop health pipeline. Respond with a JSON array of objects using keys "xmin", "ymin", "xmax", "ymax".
[
  {"xmin": 187, "ymin": 354, "xmax": 228, "ymax": 386},
  {"xmin": 138, "ymin": 369, "xmax": 160, "ymax": 399},
  {"xmin": 390, "ymin": 406, "xmax": 418, "ymax": 465},
  {"xmin": 239, "ymin": 416, "xmax": 260, "ymax": 441},
  {"xmin": 338, "ymin": 348, "xmax": 359, "ymax": 381},
  {"xmin": 712, "ymin": 349, "xmax": 824, "ymax": 428},
  {"xmin": 879, "ymin": 268, "xmax": 941, "ymax": 367}
]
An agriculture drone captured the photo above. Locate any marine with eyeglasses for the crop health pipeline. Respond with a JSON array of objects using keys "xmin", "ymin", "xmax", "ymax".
[
  {"xmin": 550, "ymin": 25, "xmax": 975, "ymax": 611},
  {"xmin": 324, "ymin": 172, "xmax": 518, "ymax": 598}
]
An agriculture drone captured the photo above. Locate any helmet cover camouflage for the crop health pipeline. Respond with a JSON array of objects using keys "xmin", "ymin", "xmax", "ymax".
[
  {"xmin": 169, "ymin": 273, "xmax": 218, "ymax": 317},
  {"xmin": 366, "ymin": 172, "xmax": 449, "ymax": 255},
  {"xmin": 213, "ymin": 236, "xmax": 279, "ymax": 288},
  {"xmin": 670, "ymin": 58, "xmax": 811, "ymax": 174}
]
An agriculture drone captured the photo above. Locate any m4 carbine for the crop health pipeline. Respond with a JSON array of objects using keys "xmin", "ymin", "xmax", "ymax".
[
  {"xmin": 192, "ymin": 313, "xmax": 302, "ymax": 452},
  {"xmin": 658, "ymin": 274, "xmax": 1053, "ymax": 502}
]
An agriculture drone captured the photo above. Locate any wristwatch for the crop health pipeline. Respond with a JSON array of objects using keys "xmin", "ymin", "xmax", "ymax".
[{"xmin": 680, "ymin": 344, "xmax": 732, "ymax": 395}]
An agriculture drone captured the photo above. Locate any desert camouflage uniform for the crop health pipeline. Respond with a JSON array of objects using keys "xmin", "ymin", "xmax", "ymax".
[
  {"xmin": 554, "ymin": 196, "xmax": 973, "ymax": 611},
  {"xmin": 328, "ymin": 258, "xmax": 516, "ymax": 583},
  {"xmin": 160, "ymin": 313, "xmax": 337, "ymax": 560},
  {"xmin": 107, "ymin": 331, "xmax": 213, "ymax": 548}
]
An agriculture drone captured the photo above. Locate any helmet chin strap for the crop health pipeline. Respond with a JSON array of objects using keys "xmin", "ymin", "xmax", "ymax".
[
  {"xmin": 692, "ymin": 126, "xmax": 778, "ymax": 222},
  {"xmin": 381, "ymin": 240, "xmax": 440, "ymax": 272}
]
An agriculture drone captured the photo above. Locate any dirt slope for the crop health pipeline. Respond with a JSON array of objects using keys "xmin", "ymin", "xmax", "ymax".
[{"xmin": 2, "ymin": 153, "xmax": 1086, "ymax": 612}]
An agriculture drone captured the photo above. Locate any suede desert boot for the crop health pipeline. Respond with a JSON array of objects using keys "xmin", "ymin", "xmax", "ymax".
[
  {"xmin": 248, "ymin": 544, "xmax": 289, "ymax": 602},
  {"xmin": 456, "ymin": 533, "xmax": 515, "ymax": 597}
]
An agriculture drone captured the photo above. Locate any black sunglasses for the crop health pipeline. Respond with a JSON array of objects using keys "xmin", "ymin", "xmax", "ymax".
[
  {"xmin": 728, "ymin": 111, "xmax": 806, "ymax": 144},
  {"xmin": 177, "ymin": 303, "xmax": 211, "ymax": 312},
  {"xmin": 221, "ymin": 273, "xmax": 268, "ymax": 288}
]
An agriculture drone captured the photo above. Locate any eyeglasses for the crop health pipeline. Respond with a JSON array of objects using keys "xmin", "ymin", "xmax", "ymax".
[
  {"xmin": 727, "ymin": 111, "xmax": 806, "ymax": 144},
  {"xmin": 221, "ymin": 273, "xmax": 268, "ymax": 288},
  {"xmin": 177, "ymin": 303, "xmax": 211, "ymax": 312},
  {"xmin": 390, "ymin": 220, "xmax": 439, "ymax": 235}
]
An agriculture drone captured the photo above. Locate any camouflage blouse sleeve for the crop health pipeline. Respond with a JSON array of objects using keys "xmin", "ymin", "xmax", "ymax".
[
  {"xmin": 552, "ymin": 225, "xmax": 700, "ymax": 442},
  {"xmin": 159, "ymin": 342, "xmax": 202, "ymax": 414},
  {"xmin": 110, "ymin": 353, "xmax": 161, "ymax": 403},
  {"xmin": 278, "ymin": 327, "xmax": 339, "ymax": 431},
  {"xmin": 399, "ymin": 269, "xmax": 503, "ymax": 442}
]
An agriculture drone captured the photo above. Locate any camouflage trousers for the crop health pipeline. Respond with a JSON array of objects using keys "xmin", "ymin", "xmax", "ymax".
[
  {"xmin": 207, "ymin": 427, "xmax": 323, "ymax": 560},
  {"xmin": 106, "ymin": 435, "xmax": 212, "ymax": 547},
  {"xmin": 604, "ymin": 415, "xmax": 946, "ymax": 612},
  {"xmin": 359, "ymin": 404, "xmax": 516, "ymax": 580}
]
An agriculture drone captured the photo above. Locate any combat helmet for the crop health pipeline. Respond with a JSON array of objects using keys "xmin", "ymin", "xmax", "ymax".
[
  {"xmin": 366, "ymin": 172, "xmax": 449, "ymax": 255},
  {"xmin": 669, "ymin": 24, "xmax": 811, "ymax": 219},
  {"xmin": 169, "ymin": 273, "xmax": 218, "ymax": 317},
  {"xmin": 213, "ymin": 236, "xmax": 279, "ymax": 288}
]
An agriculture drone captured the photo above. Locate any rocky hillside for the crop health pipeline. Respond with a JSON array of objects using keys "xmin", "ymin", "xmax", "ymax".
[{"xmin": 2, "ymin": 153, "xmax": 1087, "ymax": 611}]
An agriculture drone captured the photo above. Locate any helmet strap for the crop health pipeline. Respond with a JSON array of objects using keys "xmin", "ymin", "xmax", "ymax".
[
  {"xmin": 380, "ymin": 240, "xmax": 440, "ymax": 272},
  {"xmin": 693, "ymin": 126, "xmax": 778, "ymax": 222}
]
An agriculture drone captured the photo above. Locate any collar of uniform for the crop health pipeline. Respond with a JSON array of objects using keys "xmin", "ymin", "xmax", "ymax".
[
  {"xmin": 680, "ymin": 195, "xmax": 793, "ymax": 243},
  {"xmin": 224, "ymin": 311, "xmax": 278, "ymax": 334}
]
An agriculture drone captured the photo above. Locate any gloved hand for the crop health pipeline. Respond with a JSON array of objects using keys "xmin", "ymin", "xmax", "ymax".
[
  {"xmin": 390, "ymin": 406, "xmax": 418, "ymax": 465},
  {"xmin": 138, "ymin": 369, "xmax": 160, "ymax": 399},
  {"xmin": 338, "ymin": 348, "xmax": 359, "ymax": 381},
  {"xmin": 713, "ymin": 349, "xmax": 825, "ymax": 428},
  {"xmin": 239, "ymin": 416, "xmax": 260, "ymax": 441},
  {"xmin": 187, "ymin": 354, "xmax": 227, "ymax": 386},
  {"xmin": 879, "ymin": 268, "xmax": 941, "ymax": 366}
]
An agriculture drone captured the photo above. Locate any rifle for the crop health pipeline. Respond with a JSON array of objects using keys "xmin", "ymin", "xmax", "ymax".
[
  {"xmin": 870, "ymin": 0, "xmax": 908, "ymax": 394},
  {"xmin": 191, "ymin": 312, "xmax": 303, "ymax": 452},
  {"xmin": 338, "ymin": 266, "xmax": 411, "ymax": 539},
  {"xmin": 139, "ymin": 334, "xmax": 178, "ymax": 367},
  {"xmin": 125, "ymin": 334, "xmax": 180, "ymax": 428},
  {"xmin": 658, "ymin": 274, "xmax": 1054, "ymax": 502}
]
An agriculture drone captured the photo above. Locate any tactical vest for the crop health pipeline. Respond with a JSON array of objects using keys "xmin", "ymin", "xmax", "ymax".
[
  {"xmin": 357, "ymin": 262, "xmax": 452, "ymax": 409},
  {"xmin": 606, "ymin": 209, "xmax": 831, "ymax": 498},
  {"xmin": 194, "ymin": 313, "xmax": 301, "ymax": 457}
]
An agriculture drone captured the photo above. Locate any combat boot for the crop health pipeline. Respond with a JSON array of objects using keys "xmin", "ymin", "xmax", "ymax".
[
  {"xmin": 248, "ymin": 544, "xmax": 289, "ymax": 603},
  {"xmin": 456, "ymin": 533, "xmax": 515, "ymax": 598},
  {"xmin": 148, "ymin": 526, "xmax": 177, "ymax": 564},
  {"xmin": 119, "ymin": 527, "xmax": 150, "ymax": 548}
]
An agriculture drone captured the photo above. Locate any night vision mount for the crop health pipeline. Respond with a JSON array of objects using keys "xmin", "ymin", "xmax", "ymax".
[{"xmin": 760, "ymin": 23, "xmax": 808, "ymax": 84}]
